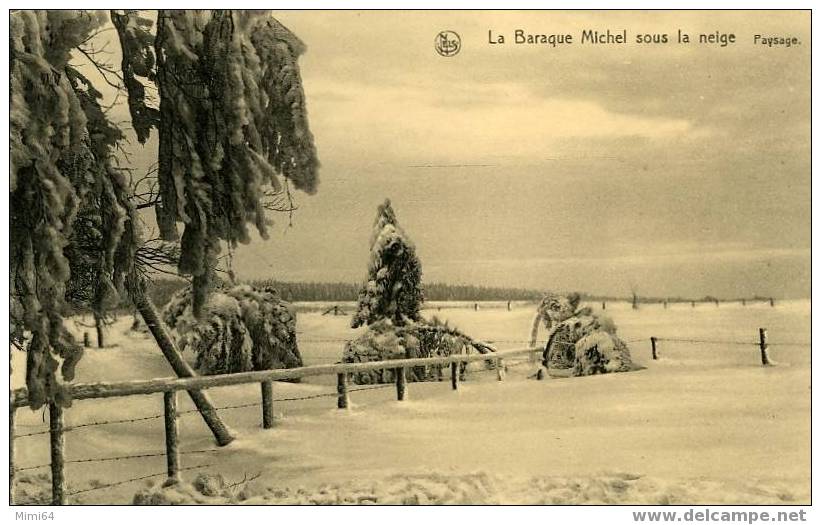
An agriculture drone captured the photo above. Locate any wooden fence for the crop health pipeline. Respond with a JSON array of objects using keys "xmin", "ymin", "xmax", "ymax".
[
  {"xmin": 10, "ymin": 326, "xmax": 803, "ymax": 506},
  {"xmin": 9, "ymin": 346, "xmax": 539, "ymax": 505}
]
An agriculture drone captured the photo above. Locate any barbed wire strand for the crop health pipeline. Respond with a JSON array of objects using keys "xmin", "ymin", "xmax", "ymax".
[
  {"xmin": 654, "ymin": 338, "xmax": 807, "ymax": 347},
  {"xmin": 14, "ymin": 385, "xmax": 397, "ymax": 437},
  {"xmin": 14, "ymin": 413, "xmax": 166, "ymax": 439},
  {"xmin": 65, "ymin": 464, "xmax": 212, "ymax": 497},
  {"xmin": 15, "ymin": 448, "xmax": 222, "ymax": 473},
  {"xmin": 655, "ymin": 338, "xmax": 759, "ymax": 346}
]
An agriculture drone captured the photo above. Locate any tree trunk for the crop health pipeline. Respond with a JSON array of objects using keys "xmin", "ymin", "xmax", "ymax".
[
  {"xmin": 129, "ymin": 279, "xmax": 235, "ymax": 446},
  {"xmin": 131, "ymin": 312, "xmax": 141, "ymax": 331},
  {"xmin": 94, "ymin": 312, "xmax": 105, "ymax": 348}
]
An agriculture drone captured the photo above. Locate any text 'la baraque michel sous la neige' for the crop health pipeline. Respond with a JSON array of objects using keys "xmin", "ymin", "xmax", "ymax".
[{"xmin": 487, "ymin": 29, "xmax": 801, "ymax": 47}]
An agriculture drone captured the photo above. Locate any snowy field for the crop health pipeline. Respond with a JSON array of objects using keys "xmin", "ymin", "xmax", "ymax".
[{"xmin": 11, "ymin": 300, "xmax": 810, "ymax": 504}]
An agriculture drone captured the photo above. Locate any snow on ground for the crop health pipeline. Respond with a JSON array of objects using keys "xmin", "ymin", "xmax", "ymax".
[{"xmin": 11, "ymin": 300, "xmax": 810, "ymax": 504}]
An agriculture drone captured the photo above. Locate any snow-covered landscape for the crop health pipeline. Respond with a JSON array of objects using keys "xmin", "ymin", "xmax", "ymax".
[
  {"xmin": 8, "ymin": 8, "xmax": 810, "ymax": 512},
  {"xmin": 11, "ymin": 300, "xmax": 810, "ymax": 504}
]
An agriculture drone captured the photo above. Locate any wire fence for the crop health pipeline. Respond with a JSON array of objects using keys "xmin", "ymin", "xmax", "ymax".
[
  {"xmin": 13, "ymin": 383, "xmax": 397, "ymax": 439},
  {"xmin": 652, "ymin": 337, "xmax": 809, "ymax": 347},
  {"xmin": 11, "ymin": 379, "xmax": 402, "ymax": 501},
  {"xmin": 11, "ymin": 329, "xmax": 809, "ymax": 503},
  {"xmin": 13, "ymin": 334, "xmax": 806, "ymax": 437}
]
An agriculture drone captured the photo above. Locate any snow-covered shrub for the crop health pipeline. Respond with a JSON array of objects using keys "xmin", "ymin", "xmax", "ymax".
[
  {"xmin": 342, "ymin": 318, "xmax": 493, "ymax": 384},
  {"xmin": 573, "ymin": 331, "xmax": 633, "ymax": 375},
  {"xmin": 531, "ymin": 293, "xmax": 633, "ymax": 376},
  {"xmin": 163, "ymin": 284, "xmax": 302, "ymax": 375},
  {"xmin": 351, "ymin": 200, "xmax": 423, "ymax": 328}
]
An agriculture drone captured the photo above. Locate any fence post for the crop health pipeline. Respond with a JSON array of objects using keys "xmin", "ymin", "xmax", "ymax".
[
  {"xmin": 602, "ymin": 301, "xmax": 606, "ymax": 310},
  {"xmin": 770, "ymin": 298, "xmax": 775, "ymax": 307},
  {"xmin": 742, "ymin": 299, "xmax": 746, "ymax": 307},
  {"xmin": 395, "ymin": 367, "xmax": 407, "ymax": 401},
  {"xmin": 691, "ymin": 301, "xmax": 695, "ymax": 308},
  {"xmin": 10, "ymin": 406, "xmax": 15, "ymax": 505},
  {"xmin": 496, "ymin": 357, "xmax": 505, "ymax": 381},
  {"xmin": 261, "ymin": 381, "xmax": 274, "ymax": 428},
  {"xmin": 83, "ymin": 332, "xmax": 90, "ymax": 347},
  {"xmin": 49, "ymin": 403, "xmax": 66, "ymax": 505},
  {"xmin": 163, "ymin": 391, "xmax": 180, "ymax": 484},
  {"xmin": 759, "ymin": 328, "xmax": 772, "ymax": 366},
  {"xmin": 337, "ymin": 373, "xmax": 349, "ymax": 409},
  {"xmin": 651, "ymin": 337, "xmax": 659, "ymax": 360},
  {"xmin": 663, "ymin": 300, "xmax": 668, "ymax": 309},
  {"xmin": 451, "ymin": 362, "xmax": 459, "ymax": 390}
]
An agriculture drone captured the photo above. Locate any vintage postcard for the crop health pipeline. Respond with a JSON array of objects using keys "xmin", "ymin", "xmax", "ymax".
[{"xmin": 6, "ymin": 6, "xmax": 812, "ymax": 515}]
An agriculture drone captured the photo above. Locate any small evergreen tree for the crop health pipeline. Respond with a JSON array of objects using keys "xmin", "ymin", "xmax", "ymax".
[{"xmin": 351, "ymin": 199, "xmax": 423, "ymax": 328}]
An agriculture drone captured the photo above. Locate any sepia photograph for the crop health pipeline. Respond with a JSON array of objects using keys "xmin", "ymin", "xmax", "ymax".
[{"xmin": 5, "ymin": 2, "xmax": 813, "ymax": 516}]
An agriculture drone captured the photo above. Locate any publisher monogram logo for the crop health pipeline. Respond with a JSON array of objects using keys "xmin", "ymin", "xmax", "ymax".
[{"xmin": 435, "ymin": 30, "xmax": 461, "ymax": 57}]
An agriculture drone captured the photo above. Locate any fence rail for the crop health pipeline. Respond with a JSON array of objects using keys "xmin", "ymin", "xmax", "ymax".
[
  {"xmin": 10, "ymin": 346, "xmax": 539, "ymax": 505},
  {"xmin": 10, "ymin": 348, "xmax": 534, "ymax": 409},
  {"xmin": 11, "ymin": 326, "xmax": 810, "ymax": 505}
]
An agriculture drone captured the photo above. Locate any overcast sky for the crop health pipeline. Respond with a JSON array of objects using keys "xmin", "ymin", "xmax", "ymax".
[{"xmin": 126, "ymin": 10, "xmax": 810, "ymax": 298}]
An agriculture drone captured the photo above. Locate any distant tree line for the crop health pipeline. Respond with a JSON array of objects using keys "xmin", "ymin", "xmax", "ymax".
[
  {"xmin": 145, "ymin": 278, "xmax": 548, "ymax": 306},
  {"xmin": 143, "ymin": 278, "xmax": 780, "ymax": 308},
  {"xmin": 249, "ymin": 280, "xmax": 548, "ymax": 303},
  {"xmin": 423, "ymin": 283, "xmax": 544, "ymax": 302}
]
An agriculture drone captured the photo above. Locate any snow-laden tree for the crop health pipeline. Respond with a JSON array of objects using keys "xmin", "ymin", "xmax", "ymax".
[
  {"xmin": 10, "ymin": 10, "xmax": 319, "ymax": 445},
  {"xmin": 11, "ymin": 11, "xmax": 138, "ymax": 408},
  {"xmin": 163, "ymin": 284, "xmax": 302, "ymax": 375},
  {"xmin": 351, "ymin": 199, "xmax": 423, "ymax": 328},
  {"xmin": 345, "ymin": 200, "xmax": 498, "ymax": 384},
  {"xmin": 113, "ymin": 9, "xmax": 319, "ymax": 316}
]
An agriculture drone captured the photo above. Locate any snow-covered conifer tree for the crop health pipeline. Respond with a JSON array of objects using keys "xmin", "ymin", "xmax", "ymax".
[{"xmin": 351, "ymin": 199, "xmax": 424, "ymax": 328}]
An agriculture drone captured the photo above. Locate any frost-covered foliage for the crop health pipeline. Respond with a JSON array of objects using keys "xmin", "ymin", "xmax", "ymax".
[
  {"xmin": 342, "ymin": 318, "xmax": 493, "ymax": 384},
  {"xmin": 531, "ymin": 293, "xmax": 633, "ymax": 377},
  {"xmin": 10, "ymin": 11, "xmax": 139, "ymax": 408},
  {"xmin": 573, "ymin": 330, "xmax": 632, "ymax": 376},
  {"xmin": 111, "ymin": 10, "xmax": 320, "ymax": 316},
  {"xmin": 351, "ymin": 200, "xmax": 423, "ymax": 328},
  {"xmin": 110, "ymin": 11, "xmax": 159, "ymax": 143},
  {"xmin": 10, "ymin": 9, "xmax": 319, "ymax": 407},
  {"xmin": 163, "ymin": 284, "xmax": 302, "ymax": 375}
]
